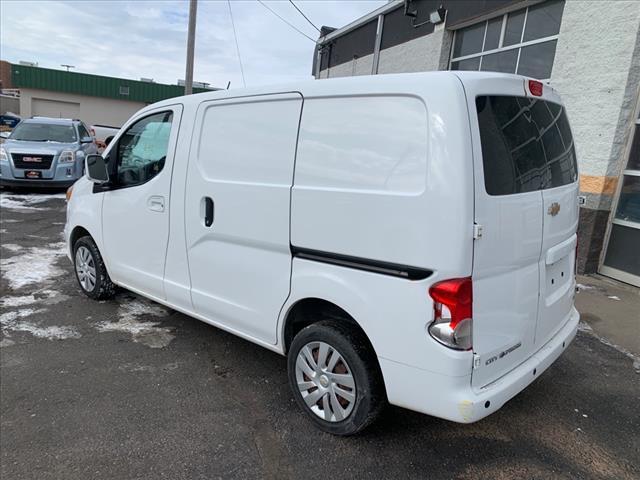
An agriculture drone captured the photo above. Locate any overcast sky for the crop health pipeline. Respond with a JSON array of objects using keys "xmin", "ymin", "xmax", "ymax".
[{"xmin": 0, "ymin": 0, "xmax": 386, "ymax": 88}]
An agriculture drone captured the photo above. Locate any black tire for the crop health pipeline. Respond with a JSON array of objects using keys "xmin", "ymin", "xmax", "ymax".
[
  {"xmin": 73, "ymin": 235, "xmax": 116, "ymax": 300},
  {"xmin": 287, "ymin": 320, "xmax": 386, "ymax": 435}
]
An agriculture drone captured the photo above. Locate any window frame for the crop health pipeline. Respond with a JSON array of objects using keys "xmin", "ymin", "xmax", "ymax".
[
  {"xmin": 76, "ymin": 123, "xmax": 91, "ymax": 141},
  {"xmin": 449, "ymin": 2, "xmax": 563, "ymax": 81},
  {"xmin": 108, "ymin": 109, "xmax": 175, "ymax": 190}
]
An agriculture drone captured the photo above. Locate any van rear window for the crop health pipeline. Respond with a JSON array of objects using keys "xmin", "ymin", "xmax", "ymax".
[{"xmin": 476, "ymin": 96, "xmax": 577, "ymax": 195}]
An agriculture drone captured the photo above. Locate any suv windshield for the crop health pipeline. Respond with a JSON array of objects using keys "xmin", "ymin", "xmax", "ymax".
[
  {"xmin": 476, "ymin": 96, "xmax": 578, "ymax": 195},
  {"xmin": 10, "ymin": 123, "xmax": 77, "ymax": 143}
]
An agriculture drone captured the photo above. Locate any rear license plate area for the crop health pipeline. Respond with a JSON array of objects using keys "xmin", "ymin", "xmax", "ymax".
[{"xmin": 545, "ymin": 254, "xmax": 572, "ymax": 296}]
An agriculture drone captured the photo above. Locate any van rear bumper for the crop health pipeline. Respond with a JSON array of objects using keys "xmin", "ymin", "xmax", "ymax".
[{"xmin": 379, "ymin": 307, "xmax": 579, "ymax": 423}]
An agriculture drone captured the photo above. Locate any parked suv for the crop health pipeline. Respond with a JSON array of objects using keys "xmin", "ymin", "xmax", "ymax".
[
  {"xmin": 66, "ymin": 72, "xmax": 580, "ymax": 435},
  {"xmin": 0, "ymin": 117, "xmax": 97, "ymax": 188}
]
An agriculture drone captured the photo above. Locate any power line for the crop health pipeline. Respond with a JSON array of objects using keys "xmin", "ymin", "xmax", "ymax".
[
  {"xmin": 256, "ymin": 0, "xmax": 315, "ymax": 42},
  {"xmin": 227, "ymin": 0, "xmax": 246, "ymax": 88},
  {"xmin": 288, "ymin": 0, "xmax": 320, "ymax": 33}
]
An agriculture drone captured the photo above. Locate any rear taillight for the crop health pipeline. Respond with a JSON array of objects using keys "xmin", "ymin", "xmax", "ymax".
[
  {"xmin": 428, "ymin": 277, "xmax": 473, "ymax": 350},
  {"xmin": 528, "ymin": 79, "xmax": 543, "ymax": 97}
]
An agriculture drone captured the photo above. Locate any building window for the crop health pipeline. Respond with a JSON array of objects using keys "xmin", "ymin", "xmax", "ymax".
[
  {"xmin": 450, "ymin": 0, "xmax": 565, "ymax": 81},
  {"xmin": 119, "ymin": 86, "xmax": 130, "ymax": 96},
  {"xmin": 601, "ymin": 107, "xmax": 640, "ymax": 286}
]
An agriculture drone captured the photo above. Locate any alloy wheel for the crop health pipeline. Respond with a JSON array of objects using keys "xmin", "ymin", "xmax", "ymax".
[
  {"xmin": 295, "ymin": 341, "xmax": 356, "ymax": 422},
  {"xmin": 75, "ymin": 245, "xmax": 96, "ymax": 292}
]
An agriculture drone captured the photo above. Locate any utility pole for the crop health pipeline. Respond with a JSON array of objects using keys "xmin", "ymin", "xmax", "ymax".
[
  {"xmin": 184, "ymin": 0, "xmax": 198, "ymax": 95},
  {"xmin": 61, "ymin": 64, "xmax": 75, "ymax": 72}
]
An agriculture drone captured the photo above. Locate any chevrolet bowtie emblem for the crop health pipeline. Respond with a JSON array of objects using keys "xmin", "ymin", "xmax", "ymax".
[{"xmin": 548, "ymin": 202, "xmax": 561, "ymax": 216}]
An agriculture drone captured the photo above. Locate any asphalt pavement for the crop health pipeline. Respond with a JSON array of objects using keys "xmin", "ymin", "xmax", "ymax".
[{"xmin": 1, "ymin": 191, "xmax": 639, "ymax": 480}]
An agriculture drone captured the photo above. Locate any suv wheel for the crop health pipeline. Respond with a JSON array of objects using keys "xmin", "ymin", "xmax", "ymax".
[
  {"xmin": 73, "ymin": 236, "xmax": 116, "ymax": 300},
  {"xmin": 287, "ymin": 320, "xmax": 385, "ymax": 435}
]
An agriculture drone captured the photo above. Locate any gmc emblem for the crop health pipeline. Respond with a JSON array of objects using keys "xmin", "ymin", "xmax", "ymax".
[{"xmin": 22, "ymin": 156, "xmax": 42, "ymax": 163}]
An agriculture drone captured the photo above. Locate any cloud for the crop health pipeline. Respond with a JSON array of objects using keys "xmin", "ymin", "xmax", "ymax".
[{"xmin": 0, "ymin": 0, "xmax": 385, "ymax": 88}]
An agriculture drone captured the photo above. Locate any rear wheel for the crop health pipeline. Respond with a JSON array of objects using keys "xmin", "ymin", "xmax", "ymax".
[
  {"xmin": 287, "ymin": 320, "xmax": 385, "ymax": 435},
  {"xmin": 73, "ymin": 236, "xmax": 116, "ymax": 300}
]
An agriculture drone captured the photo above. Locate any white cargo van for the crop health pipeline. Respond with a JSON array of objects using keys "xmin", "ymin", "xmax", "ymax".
[{"xmin": 65, "ymin": 72, "xmax": 580, "ymax": 435}]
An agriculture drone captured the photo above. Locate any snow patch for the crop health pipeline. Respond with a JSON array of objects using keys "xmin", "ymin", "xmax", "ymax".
[
  {"xmin": 607, "ymin": 295, "xmax": 621, "ymax": 301},
  {"xmin": 95, "ymin": 297, "xmax": 173, "ymax": 348},
  {"xmin": 0, "ymin": 307, "xmax": 80, "ymax": 341},
  {"xmin": 0, "ymin": 308, "xmax": 43, "ymax": 325},
  {"xmin": 579, "ymin": 321, "xmax": 640, "ymax": 371},
  {"xmin": 0, "ymin": 295, "xmax": 37, "ymax": 308},
  {"xmin": 0, "ymin": 289, "xmax": 69, "ymax": 308},
  {"xmin": 0, "ymin": 193, "xmax": 65, "ymax": 211},
  {"xmin": 2, "ymin": 243, "xmax": 23, "ymax": 252},
  {"xmin": 576, "ymin": 283, "xmax": 595, "ymax": 292},
  {"xmin": 11, "ymin": 322, "xmax": 80, "ymax": 340},
  {"xmin": 0, "ymin": 241, "xmax": 67, "ymax": 289}
]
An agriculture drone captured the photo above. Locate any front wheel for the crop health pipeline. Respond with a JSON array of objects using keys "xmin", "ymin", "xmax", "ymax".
[
  {"xmin": 73, "ymin": 236, "xmax": 116, "ymax": 300},
  {"xmin": 287, "ymin": 320, "xmax": 385, "ymax": 435}
]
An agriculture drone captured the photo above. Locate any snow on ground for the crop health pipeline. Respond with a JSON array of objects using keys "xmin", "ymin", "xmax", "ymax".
[
  {"xmin": 0, "ymin": 306, "xmax": 81, "ymax": 342},
  {"xmin": 0, "ymin": 241, "xmax": 67, "ymax": 289},
  {"xmin": 2, "ymin": 243, "xmax": 22, "ymax": 252},
  {"xmin": 0, "ymin": 289, "xmax": 69, "ymax": 308},
  {"xmin": 11, "ymin": 322, "xmax": 81, "ymax": 340},
  {"xmin": 95, "ymin": 297, "xmax": 174, "ymax": 348},
  {"xmin": 0, "ymin": 192, "xmax": 65, "ymax": 211},
  {"xmin": 579, "ymin": 322, "xmax": 640, "ymax": 371}
]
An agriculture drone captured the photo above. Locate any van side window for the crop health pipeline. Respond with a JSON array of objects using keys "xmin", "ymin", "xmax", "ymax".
[{"xmin": 116, "ymin": 111, "xmax": 173, "ymax": 187}]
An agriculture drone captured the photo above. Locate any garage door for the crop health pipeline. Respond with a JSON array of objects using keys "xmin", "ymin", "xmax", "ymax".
[{"xmin": 32, "ymin": 98, "xmax": 80, "ymax": 119}]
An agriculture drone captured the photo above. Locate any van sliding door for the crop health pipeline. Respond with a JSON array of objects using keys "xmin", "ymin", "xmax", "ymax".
[{"xmin": 184, "ymin": 93, "xmax": 303, "ymax": 344}]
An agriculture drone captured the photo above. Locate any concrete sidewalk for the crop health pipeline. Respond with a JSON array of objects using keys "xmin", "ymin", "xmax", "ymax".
[{"xmin": 575, "ymin": 274, "xmax": 640, "ymax": 366}]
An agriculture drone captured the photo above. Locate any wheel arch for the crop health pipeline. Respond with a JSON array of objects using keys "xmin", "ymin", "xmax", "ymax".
[
  {"xmin": 281, "ymin": 297, "xmax": 379, "ymax": 365},
  {"xmin": 69, "ymin": 224, "xmax": 114, "ymax": 280},
  {"xmin": 281, "ymin": 295, "xmax": 388, "ymax": 397},
  {"xmin": 70, "ymin": 225, "xmax": 92, "ymax": 251}
]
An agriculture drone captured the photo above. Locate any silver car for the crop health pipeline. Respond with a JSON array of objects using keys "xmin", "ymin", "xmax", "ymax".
[{"xmin": 0, "ymin": 117, "xmax": 98, "ymax": 189}]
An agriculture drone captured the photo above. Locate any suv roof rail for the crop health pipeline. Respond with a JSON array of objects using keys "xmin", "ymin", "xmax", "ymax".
[{"xmin": 30, "ymin": 116, "xmax": 75, "ymax": 121}]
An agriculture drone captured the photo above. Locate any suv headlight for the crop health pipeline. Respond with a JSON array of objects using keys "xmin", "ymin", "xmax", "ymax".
[
  {"xmin": 59, "ymin": 150, "xmax": 75, "ymax": 163},
  {"xmin": 0, "ymin": 147, "xmax": 7, "ymax": 162}
]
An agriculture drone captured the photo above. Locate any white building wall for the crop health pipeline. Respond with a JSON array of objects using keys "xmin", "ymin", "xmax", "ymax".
[
  {"xmin": 378, "ymin": 26, "xmax": 452, "ymax": 74},
  {"xmin": 552, "ymin": 0, "xmax": 640, "ymax": 185},
  {"xmin": 19, "ymin": 88, "xmax": 147, "ymax": 127},
  {"xmin": 326, "ymin": 54, "xmax": 375, "ymax": 78}
]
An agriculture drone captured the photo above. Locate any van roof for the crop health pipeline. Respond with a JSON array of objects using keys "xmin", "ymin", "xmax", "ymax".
[{"xmin": 146, "ymin": 71, "xmax": 554, "ymax": 111}]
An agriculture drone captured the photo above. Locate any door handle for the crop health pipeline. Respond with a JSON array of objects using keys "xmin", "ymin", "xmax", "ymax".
[
  {"xmin": 204, "ymin": 197, "xmax": 214, "ymax": 227},
  {"xmin": 147, "ymin": 195, "xmax": 165, "ymax": 212}
]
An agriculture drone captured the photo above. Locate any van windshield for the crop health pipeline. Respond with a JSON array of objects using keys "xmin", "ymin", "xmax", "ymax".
[{"xmin": 476, "ymin": 96, "xmax": 577, "ymax": 195}]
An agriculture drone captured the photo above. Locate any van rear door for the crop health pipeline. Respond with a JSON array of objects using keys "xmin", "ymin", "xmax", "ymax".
[
  {"xmin": 459, "ymin": 74, "xmax": 579, "ymax": 389},
  {"xmin": 535, "ymin": 100, "xmax": 579, "ymax": 349}
]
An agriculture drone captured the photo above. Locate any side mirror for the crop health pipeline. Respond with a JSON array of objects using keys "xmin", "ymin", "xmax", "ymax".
[
  {"xmin": 0, "ymin": 132, "xmax": 10, "ymax": 139},
  {"xmin": 80, "ymin": 136, "xmax": 93, "ymax": 144},
  {"xmin": 85, "ymin": 154, "xmax": 109, "ymax": 184}
]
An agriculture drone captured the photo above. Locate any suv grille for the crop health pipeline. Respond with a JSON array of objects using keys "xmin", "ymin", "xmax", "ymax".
[{"xmin": 11, "ymin": 153, "xmax": 54, "ymax": 170}]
